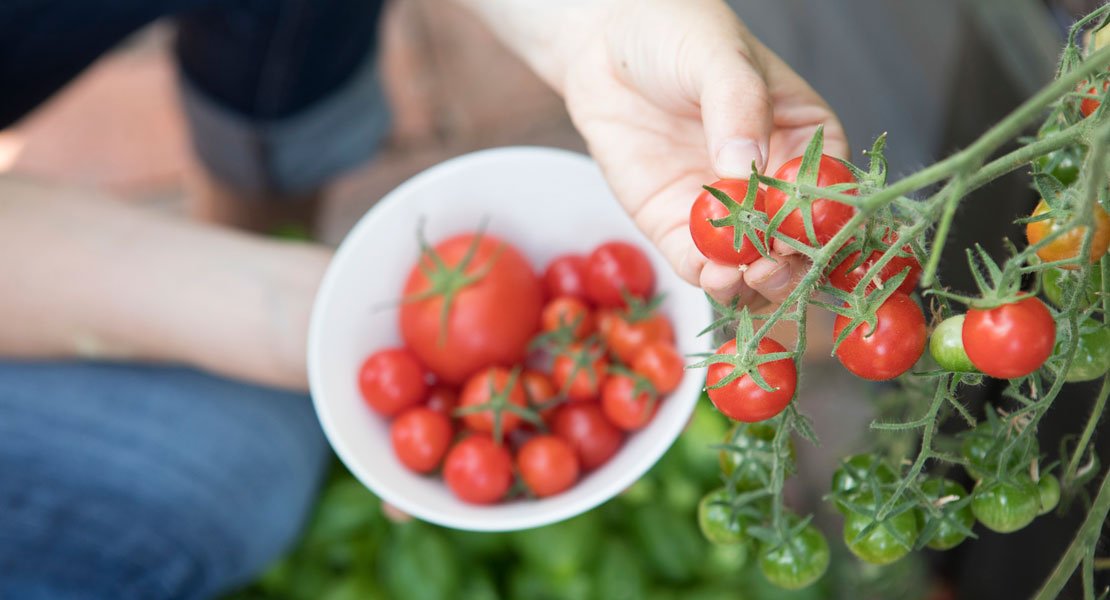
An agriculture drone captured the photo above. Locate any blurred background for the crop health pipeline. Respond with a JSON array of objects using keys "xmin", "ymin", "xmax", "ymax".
[{"xmin": 0, "ymin": 0, "xmax": 1102, "ymax": 598}]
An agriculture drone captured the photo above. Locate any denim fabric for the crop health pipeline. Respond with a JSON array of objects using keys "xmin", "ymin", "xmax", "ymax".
[{"xmin": 0, "ymin": 362, "xmax": 329, "ymax": 599}]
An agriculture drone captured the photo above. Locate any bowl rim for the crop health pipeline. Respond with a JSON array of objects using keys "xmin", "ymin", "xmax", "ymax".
[{"xmin": 307, "ymin": 145, "xmax": 712, "ymax": 531}]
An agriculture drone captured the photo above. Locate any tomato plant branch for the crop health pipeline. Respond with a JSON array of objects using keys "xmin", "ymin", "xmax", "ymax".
[{"xmin": 1033, "ymin": 467, "xmax": 1110, "ymax": 600}]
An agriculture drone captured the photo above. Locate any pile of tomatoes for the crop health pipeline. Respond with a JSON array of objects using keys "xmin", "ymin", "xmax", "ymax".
[{"xmin": 357, "ymin": 234, "xmax": 685, "ymax": 504}]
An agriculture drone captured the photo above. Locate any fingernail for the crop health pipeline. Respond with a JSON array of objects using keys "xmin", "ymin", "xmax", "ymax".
[
  {"xmin": 716, "ymin": 138, "xmax": 765, "ymax": 178},
  {"xmin": 757, "ymin": 264, "xmax": 792, "ymax": 291}
]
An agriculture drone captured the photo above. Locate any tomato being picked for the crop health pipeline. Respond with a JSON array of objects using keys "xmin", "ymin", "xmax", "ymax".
[
  {"xmin": 543, "ymin": 254, "xmax": 589, "ymax": 300},
  {"xmin": 390, "ymin": 407, "xmax": 453, "ymax": 473},
  {"xmin": 962, "ymin": 296, "xmax": 1056, "ymax": 379},
  {"xmin": 601, "ymin": 374, "xmax": 659, "ymax": 431},
  {"xmin": 541, "ymin": 296, "xmax": 595, "ymax": 339},
  {"xmin": 359, "ymin": 348, "xmax": 428, "ymax": 416},
  {"xmin": 764, "ymin": 154, "xmax": 857, "ymax": 246},
  {"xmin": 833, "ymin": 292, "xmax": 926, "ymax": 381},
  {"xmin": 689, "ymin": 179, "xmax": 767, "ymax": 266},
  {"xmin": 443, "ymin": 434, "xmax": 514, "ymax": 504},
  {"xmin": 706, "ymin": 338, "xmax": 797, "ymax": 422},
  {"xmin": 517, "ymin": 435, "xmax": 580, "ymax": 497},
  {"xmin": 401, "ymin": 232, "xmax": 543, "ymax": 385},
  {"xmin": 1025, "ymin": 199, "xmax": 1110, "ymax": 268},
  {"xmin": 458, "ymin": 367, "xmax": 530, "ymax": 438},
  {"xmin": 551, "ymin": 402, "xmax": 624, "ymax": 470},
  {"xmin": 584, "ymin": 241, "xmax": 655, "ymax": 307}
]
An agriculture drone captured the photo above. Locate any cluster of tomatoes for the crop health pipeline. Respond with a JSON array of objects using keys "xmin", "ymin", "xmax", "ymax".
[{"xmin": 357, "ymin": 234, "xmax": 684, "ymax": 504}]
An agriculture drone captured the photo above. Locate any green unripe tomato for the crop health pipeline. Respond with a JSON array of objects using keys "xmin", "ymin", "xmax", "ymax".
[
  {"xmin": 1042, "ymin": 266, "xmax": 1101, "ymax": 309},
  {"xmin": 1060, "ymin": 320, "xmax": 1110, "ymax": 383},
  {"xmin": 842, "ymin": 493, "xmax": 920, "ymax": 565},
  {"xmin": 830, "ymin": 454, "xmax": 898, "ymax": 514},
  {"xmin": 1037, "ymin": 474, "xmax": 1060, "ymax": 515},
  {"xmin": 959, "ymin": 421, "xmax": 1039, "ymax": 481},
  {"xmin": 971, "ymin": 478, "xmax": 1040, "ymax": 533},
  {"xmin": 719, "ymin": 422, "xmax": 795, "ymax": 491},
  {"xmin": 1035, "ymin": 148, "xmax": 1082, "ymax": 187},
  {"xmin": 758, "ymin": 523, "xmax": 830, "ymax": 591},
  {"xmin": 917, "ymin": 478, "xmax": 975, "ymax": 551},
  {"xmin": 698, "ymin": 488, "xmax": 746, "ymax": 545},
  {"xmin": 929, "ymin": 315, "xmax": 978, "ymax": 372}
]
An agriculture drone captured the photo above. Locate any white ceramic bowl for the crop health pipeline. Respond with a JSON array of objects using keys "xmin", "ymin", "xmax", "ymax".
[{"xmin": 308, "ymin": 146, "xmax": 712, "ymax": 531}]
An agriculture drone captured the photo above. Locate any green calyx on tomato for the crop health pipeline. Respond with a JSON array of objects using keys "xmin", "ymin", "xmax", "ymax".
[
  {"xmin": 718, "ymin": 421, "xmax": 796, "ymax": 491},
  {"xmin": 757, "ymin": 519, "xmax": 831, "ymax": 591},
  {"xmin": 916, "ymin": 478, "xmax": 976, "ymax": 551},
  {"xmin": 971, "ymin": 477, "xmax": 1041, "ymax": 533},
  {"xmin": 929, "ymin": 315, "xmax": 978, "ymax": 373},
  {"xmin": 697, "ymin": 488, "xmax": 750, "ymax": 545},
  {"xmin": 959, "ymin": 417, "xmax": 1039, "ymax": 480},
  {"xmin": 829, "ymin": 454, "xmax": 898, "ymax": 514},
  {"xmin": 841, "ymin": 493, "xmax": 920, "ymax": 565},
  {"xmin": 1057, "ymin": 318, "xmax": 1110, "ymax": 383},
  {"xmin": 1037, "ymin": 473, "xmax": 1061, "ymax": 515}
]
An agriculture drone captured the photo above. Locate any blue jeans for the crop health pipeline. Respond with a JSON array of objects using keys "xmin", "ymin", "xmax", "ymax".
[{"xmin": 0, "ymin": 362, "xmax": 330, "ymax": 599}]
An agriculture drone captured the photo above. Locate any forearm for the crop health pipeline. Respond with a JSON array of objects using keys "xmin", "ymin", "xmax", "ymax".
[{"xmin": 0, "ymin": 176, "xmax": 330, "ymax": 391}]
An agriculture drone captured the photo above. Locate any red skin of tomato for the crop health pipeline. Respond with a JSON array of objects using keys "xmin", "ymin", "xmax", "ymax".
[
  {"xmin": 517, "ymin": 435, "xmax": 580, "ymax": 497},
  {"xmin": 401, "ymin": 233, "xmax": 543, "ymax": 385},
  {"xmin": 828, "ymin": 248, "xmax": 922, "ymax": 295},
  {"xmin": 358, "ymin": 348, "xmax": 428, "ymax": 416},
  {"xmin": 601, "ymin": 375, "xmax": 660, "ymax": 431},
  {"xmin": 631, "ymin": 341, "xmax": 685, "ymax": 394},
  {"xmin": 584, "ymin": 242, "xmax": 656, "ymax": 308},
  {"xmin": 521, "ymin": 370, "xmax": 558, "ymax": 420},
  {"xmin": 551, "ymin": 402, "xmax": 624, "ymax": 470},
  {"xmin": 764, "ymin": 155, "xmax": 857, "ymax": 246},
  {"xmin": 543, "ymin": 255, "xmax": 589, "ymax": 300},
  {"xmin": 443, "ymin": 435, "xmax": 514, "ymax": 504},
  {"xmin": 424, "ymin": 385, "xmax": 458, "ymax": 417},
  {"xmin": 552, "ymin": 344, "xmax": 609, "ymax": 401},
  {"xmin": 706, "ymin": 338, "xmax": 797, "ymax": 422},
  {"xmin": 390, "ymin": 407, "xmax": 453, "ymax": 473},
  {"xmin": 689, "ymin": 179, "xmax": 767, "ymax": 266},
  {"xmin": 541, "ymin": 296, "xmax": 595, "ymax": 339},
  {"xmin": 605, "ymin": 313, "xmax": 675, "ymax": 365},
  {"xmin": 1081, "ymin": 81, "xmax": 1108, "ymax": 117},
  {"xmin": 458, "ymin": 367, "xmax": 528, "ymax": 436},
  {"xmin": 962, "ymin": 296, "xmax": 1056, "ymax": 379},
  {"xmin": 833, "ymin": 292, "xmax": 927, "ymax": 381}
]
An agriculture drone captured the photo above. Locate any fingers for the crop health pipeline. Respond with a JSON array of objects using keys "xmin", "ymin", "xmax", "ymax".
[
  {"xmin": 743, "ymin": 252, "xmax": 809, "ymax": 305},
  {"xmin": 698, "ymin": 45, "xmax": 774, "ymax": 179}
]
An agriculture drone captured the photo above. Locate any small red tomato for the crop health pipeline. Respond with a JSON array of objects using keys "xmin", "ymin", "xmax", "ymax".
[
  {"xmin": 605, "ymin": 313, "xmax": 675, "ymax": 365},
  {"xmin": 706, "ymin": 338, "xmax": 797, "ymax": 422},
  {"xmin": 390, "ymin": 407, "xmax": 453, "ymax": 473},
  {"xmin": 584, "ymin": 241, "xmax": 656, "ymax": 307},
  {"xmin": 443, "ymin": 435, "xmax": 514, "ymax": 504},
  {"xmin": 358, "ymin": 348, "xmax": 428, "ymax": 416},
  {"xmin": 543, "ymin": 254, "xmax": 589, "ymax": 300},
  {"xmin": 689, "ymin": 179, "xmax": 767, "ymax": 266},
  {"xmin": 631, "ymin": 342, "xmax": 685, "ymax": 394},
  {"xmin": 551, "ymin": 402, "xmax": 624, "ymax": 470},
  {"xmin": 425, "ymin": 385, "xmax": 458, "ymax": 417},
  {"xmin": 458, "ymin": 367, "xmax": 528, "ymax": 437},
  {"xmin": 1080, "ymin": 80, "xmax": 1108, "ymax": 117},
  {"xmin": 596, "ymin": 309, "xmax": 619, "ymax": 339},
  {"xmin": 517, "ymin": 435, "xmax": 580, "ymax": 497},
  {"xmin": 521, "ymin": 370, "xmax": 559, "ymax": 420},
  {"xmin": 828, "ymin": 247, "xmax": 921, "ymax": 295},
  {"xmin": 764, "ymin": 154, "xmax": 857, "ymax": 246},
  {"xmin": 552, "ymin": 343, "xmax": 609, "ymax": 401},
  {"xmin": 541, "ymin": 296, "xmax": 595, "ymax": 339},
  {"xmin": 833, "ymin": 292, "xmax": 926, "ymax": 381},
  {"xmin": 962, "ymin": 296, "xmax": 1056, "ymax": 379},
  {"xmin": 601, "ymin": 375, "xmax": 659, "ymax": 431}
]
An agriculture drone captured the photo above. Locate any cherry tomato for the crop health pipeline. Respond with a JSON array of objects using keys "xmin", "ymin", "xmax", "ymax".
[
  {"xmin": 521, "ymin": 370, "xmax": 559, "ymax": 420},
  {"xmin": 584, "ymin": 241, "xmax": 656, "ymax": 307},
  {"xmin": 458, "ymin": 367, "xmax": 528, "ymax": 437},
  {"xmin": 720, "ymin": 422, "xmax": 796, "ymax": 491},
  {"xmin": 971, "ymin": 477, "xmax": 1040, "ymax": 533},
  {"xmin": 605, "ymin": 312, "xmax": 675, "ymax": 365},
  {"xmin": 929, "ymin": 315, "xmax": 978, "ymax": 373},
  {"xmin": 552, "ymin": 343, "xmax": 609, "ymax": 401},
  {"xmin": 833, "ymin": 292, "xmax": 926, "ymax": 381},
  {"xmin": 543, "ymin": 254, "xmax": 589, "ymax": 300},
  {"xmin": 601, "ymin": 375, "xmax": 659, "ymax": 431},
  {"xmin": 758, "ymin": 521, "xmax": 830, "ymax": 591},
  {"xmin": 698, "ymin": 488, "xmax": 747, "ymax": 545},
  {"xmin": 390, "ymin": 407, "xmax": 453, "ymax": 473},
  {"xmin": 959, "ymin": 420, "xmax": 1039, "ymax": 481},
  {"xmin": 1036, "ymin": 149, "xmax": 1082, "ymax": 186},
  {"xmin": 689, "ymin": 179, "xmax": 767, "ymax": 266},
  {"xmin": 1037, "ymin": 474, "xmax": 1060, "ymax": 515},
  {"xmin": 1061, "ymin": 318, "xmax": 1110, "ymax": 382},
  {"xmin": 631, "ymin": 341, "xmax": 685, "ymax": 394},
  {"xmin": 706, "ymin": 338, "xmax": 797, "ymax": 422},
  {"xmin": 963, "ymin": 296, "xmax": 1056, "ymax": 379},
  {"xmin": 541, "ymin": 296, "xmax": 595, "ymax": 339},
  {"xmin": 918, "ymin": 478, "xmax": 975, "ymax": 551},
  {"xmin": 828, "ymin": 246, "xmax": 921, "ymax": 295},
  {"xmin": 830, "ymin": 454, "xmax": 898, "ymax": 514},
  {"xmin": 1080, "ymin": 80, "xmax": 1108, "ymax": 117},
  {"xmin": 551, "ymin": 402, "xmax": 624, "ymax": 470},
  {"xmin": 358, "ymin": 348, "xmax": 428, "ymax": 416},
  {"xmin": 424, "ymin": 385, "xmax": 458, "ymax": 417},
  {"xmin": 401, "ymin": 233, "xmax": 543, "ymax": 385},
  {"xmin": 842, "ymin": 493, "xmax": 920, "ymax": 565},
  {"xmin": 443, "ymin": 434, "xmax": 514, "ymax": 504},
  {"xmin": 517, "ymin": 435, "xmax": 580, "ymax": 497},
  {"xmin": 1043, "ymin": 266, "xmax": 1101, "ymax": 308},
  {"xmin": 1025, "ymin": 199, "xmax": 1110, "ymax": 268},
  {"xmin": 764, "ymin": 154, "xmax": 857, "ymax": 246}
]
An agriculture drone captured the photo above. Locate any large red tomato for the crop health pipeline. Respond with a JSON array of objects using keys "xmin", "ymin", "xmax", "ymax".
[
  {"xmin": 764, "ymin": 155, "xmax": 856, "ymax": 246},
  {"xmin": 962, "ymin": 296, "xmax": 1056, "ymax": 379},
  {"xmin": 401, "ymin": 233, "xmax": 542, "ymax": 385},
  {"xmin": 689, "ymin": 179, "xmax": 767, "ymax": 266},
  {"xmin": 706, "ymin": 338, "xmax": 796, "ymax": 422},
  {"xmin": 833, "ymin": 292, "xmax": 926, "ymax": 381}
]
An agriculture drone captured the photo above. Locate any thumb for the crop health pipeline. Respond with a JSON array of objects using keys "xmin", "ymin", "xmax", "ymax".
[{"xmin": 698, "ymin": 47, "xmax": 773, "ymax": 179}]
